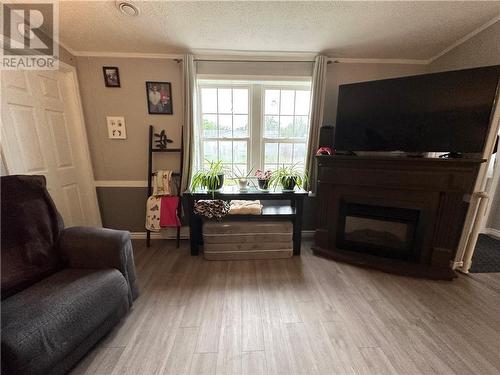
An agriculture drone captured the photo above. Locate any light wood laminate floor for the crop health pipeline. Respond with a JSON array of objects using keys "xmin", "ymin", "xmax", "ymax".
[{"xmin": 71, "ymin": 240, "xmax": 500, "ymax": 375}]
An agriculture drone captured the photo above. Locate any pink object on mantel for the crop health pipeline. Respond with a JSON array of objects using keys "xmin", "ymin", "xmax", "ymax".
[{"xmin": 160, "ymin": 196, "xmax": 181, "ymax": 227}]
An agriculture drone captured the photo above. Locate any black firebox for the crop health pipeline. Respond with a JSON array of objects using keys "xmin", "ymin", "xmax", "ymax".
[{"xmin": 336, "ymin": 201, "xmax": 421, "ymax": 262}]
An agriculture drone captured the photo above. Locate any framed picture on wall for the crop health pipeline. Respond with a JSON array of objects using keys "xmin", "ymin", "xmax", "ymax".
[
  {"xmin": 103, "ymin": 67, "xmax": 120, "ymax": 87},
  {"xmin": 146, "ymin": 81, "xmax": 173, "ymax": 115}
]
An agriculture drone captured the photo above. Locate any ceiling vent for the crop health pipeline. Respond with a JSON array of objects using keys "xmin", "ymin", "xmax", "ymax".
[{"xmin": 116, "ymin": 1, "xmax": 139, "ymax": 16}]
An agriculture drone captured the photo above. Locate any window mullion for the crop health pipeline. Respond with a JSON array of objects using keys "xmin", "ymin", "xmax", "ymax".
[{"xmin": 251, "ymin": 84, "xmax": 261, "ymax": 172}]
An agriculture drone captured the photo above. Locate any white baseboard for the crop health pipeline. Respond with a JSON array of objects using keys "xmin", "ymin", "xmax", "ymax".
[
  {"xmin": 482, "ymin": 227, "xmax": 500, "ymax": 239},
  {"xmin": 130, "ymin": 229, "xmax": 315, "ymax": 240}
]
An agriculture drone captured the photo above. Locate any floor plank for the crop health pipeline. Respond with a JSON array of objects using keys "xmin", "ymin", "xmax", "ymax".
[{"xmin": 70, "ymin": 239, "xmax": 500, "ymax": 375}]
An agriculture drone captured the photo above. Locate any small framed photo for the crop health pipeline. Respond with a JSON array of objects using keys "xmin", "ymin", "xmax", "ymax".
[
  {"xmin": 103, "ymin": 67, "xmax": 120, "ymax": 87},
  {"xmin": 146, "ymin": 81, "xmax": 173, "ymax": 115}
]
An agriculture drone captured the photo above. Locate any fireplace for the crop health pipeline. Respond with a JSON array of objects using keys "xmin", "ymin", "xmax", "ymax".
[
  {"xmin": 313, "ymin": 155, "xmax": 484, "ymax": 279},
  {"xmin": 337, "ymin": 201, "xmax": 420, "ymax": 262}
]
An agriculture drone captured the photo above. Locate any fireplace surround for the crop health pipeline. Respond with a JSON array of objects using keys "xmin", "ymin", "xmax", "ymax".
[{"xmin": 312, "ymin": 155, "xmax": 484, "ymax": 280}]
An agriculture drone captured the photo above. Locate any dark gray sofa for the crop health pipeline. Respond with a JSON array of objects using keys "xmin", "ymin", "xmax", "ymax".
[{"xmin": 1, "ymin": 175, "xmax": 139, "ymax": 375}]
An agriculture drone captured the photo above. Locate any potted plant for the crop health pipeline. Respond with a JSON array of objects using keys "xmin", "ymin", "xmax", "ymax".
[
  {"xmin": 190, "ymin": 160, "xmax": 225, "ymax": 192},
  {"xmin": 255, "ymin": 169, "xmax": 272, "ymax": 191},
  {"xmin": 269, "ymin": 164, "xmax": 308, "ymax": 191},
  {"xmin": 232, "ymin": 166, "xmax": 254, "ymax": 191}
]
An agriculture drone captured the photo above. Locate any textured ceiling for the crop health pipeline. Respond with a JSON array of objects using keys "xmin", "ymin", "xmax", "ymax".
[{"xmin": 59, "ymin": 1, "xmax": 500, "ymax": 59}]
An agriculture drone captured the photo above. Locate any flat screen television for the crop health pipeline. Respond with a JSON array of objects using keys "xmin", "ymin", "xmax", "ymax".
[{"xmin": 334, "ymin": 66, "xmax": 500, "ymax": 153}]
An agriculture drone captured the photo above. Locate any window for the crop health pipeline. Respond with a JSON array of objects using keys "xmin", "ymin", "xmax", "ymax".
[
  {"xmin": 263, "ymin": 88, "xmax": 310, "ymax": 172},
  {"xmin": 199, "ymin": 86, "xmax": 250, "ymax": 175},
  {"xmin": 197, "ymin": 80, "xmax": 311, "ymax": 178}
]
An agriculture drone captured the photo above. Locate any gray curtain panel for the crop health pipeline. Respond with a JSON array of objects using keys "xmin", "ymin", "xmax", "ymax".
[
  {"xmin": 181, "ymin": 54, "xmax": 197, "ymax": 192},
  {"xmin": 305, "ymin": 55, "xmax": 328, "ymax": 192}
]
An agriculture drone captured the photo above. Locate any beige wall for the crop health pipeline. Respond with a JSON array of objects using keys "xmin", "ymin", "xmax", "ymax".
[
  {"xmin": 428, "ymin": 21, "xmax": 500, "ymax": 232},
  {"xmin": 77, "ymin": 57, "xmax": 183, "ymax": 181}
]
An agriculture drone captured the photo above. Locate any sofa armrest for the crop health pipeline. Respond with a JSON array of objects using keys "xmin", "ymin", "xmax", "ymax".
[{"xmin": 59, "ymin": 227, "xmax": 139, "ymax": 303}]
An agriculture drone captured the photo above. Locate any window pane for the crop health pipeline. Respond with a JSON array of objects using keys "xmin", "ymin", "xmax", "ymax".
[
  {"xmin": 294, "ymin": 116, "xmax": 309, "ymax": 138},
  {"xmin": 264, "ymin": 164, "xmax": 277, "ymax": 173},
  {"xmin": 233, "ymin": 164, "xmax": 247, "ymax": 177},
  {"xmin": 219, "ymin": 141, "xmax": 232, "ymax": 163},
  {"xmin": 233, "ymin": 89, "xmax": 248, "ymax": 114},
  {"xmin": 293, "ymin": 143, "xmax": 306, "ymax": 164},
  {"xmin": 233, "ymin": 115, "xmax": 248, "ymax": 138},
  {"xmin": 280, "ymin": 90, "xmax": 295, "ymax": 115},
  {"xmin": 233, "ymin": 141, "xmax": 247, "ymax": 164},
  {"xmin": 295, "ymin": 91, "xmax": 310, "ymax": 115},
  {"xmin": 265, "ymin": 143, "xmax": 278, "ymax": 163},
  {"xmin": 217, "ymin": 88, "xmax": 232, "ymax": 113},
  {"xmin": 280, "ymin": 143, "xmax": 293, "ymax": 164},
  {"xmin": 202, "ymin": 114, "xmax": 217, "ymax": 138},
  {"xmin": 279, "ymin": 116, "xmax": 294, "ymax": 138},
  {"xmin": 264, "ymin": 115, "xmax": 279, "ymax": 138},
  {"xmin": 218, "ymin": 114, "xmax": 232, "ymax": 138},
  {"xmin": 265, "ymin": 90, "xmax": 280, "ymax": 115},
  {"xmin": 203, "ymin": 140, "xmax": 217, "ymax": 162},
  {"xmin": 201, "ymin": 88, "xmax": 217, "ymax": 113}
]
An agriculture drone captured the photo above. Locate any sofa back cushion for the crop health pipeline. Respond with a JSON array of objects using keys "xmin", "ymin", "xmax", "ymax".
[{"xmin": 1, "ymin": 175, "xmax": 64, "ymax": 299}]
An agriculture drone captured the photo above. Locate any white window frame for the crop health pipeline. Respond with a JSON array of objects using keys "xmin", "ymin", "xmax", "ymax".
[
  {"xmin": 197, "ymin": 82, "xmax": 252, "ymax": 175},
  {"xmin": 260, "ymin": 85, "xmax": 312, "ymax": 172},
  {"xmin": 196, "ymin": 79, "xmax": 311, "ymax": 177}
]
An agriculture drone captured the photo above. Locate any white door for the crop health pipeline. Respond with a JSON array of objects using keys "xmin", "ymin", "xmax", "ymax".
[{"xmin": 1, "ymin": 65, "xmax": 101, "ymax": 227}]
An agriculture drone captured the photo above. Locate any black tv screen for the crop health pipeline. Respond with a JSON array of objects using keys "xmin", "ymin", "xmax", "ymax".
[{"xmin": 334, "ymin": 66, "xmax": 500, "ymax": 153}]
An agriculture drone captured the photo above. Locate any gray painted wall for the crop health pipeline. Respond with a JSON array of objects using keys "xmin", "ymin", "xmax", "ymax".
[
  {"xmin": 427, "ymin": 21, "xmax": 500, "ymax": 73},
  {"xmin": 427, "ymin": 20, "xmax": 500, "ymax": 231}
]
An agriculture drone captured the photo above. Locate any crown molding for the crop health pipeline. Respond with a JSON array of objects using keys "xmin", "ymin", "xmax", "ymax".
[
  {"xmin": 58, "ymin": 39, "xmax": 77, "ymax": 56},
  {"xmin": 428, "ymin": 13, "xmax": 500, "ymax": 64},
  {"xmin": 71, "ymin": 51, "xmax": 184, "ymax": 59}
]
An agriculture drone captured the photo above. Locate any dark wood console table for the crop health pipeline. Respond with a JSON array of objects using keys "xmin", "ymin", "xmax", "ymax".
[{"xmin": 184, "ymin": 186, "xmax": 309, "ymax": 256}]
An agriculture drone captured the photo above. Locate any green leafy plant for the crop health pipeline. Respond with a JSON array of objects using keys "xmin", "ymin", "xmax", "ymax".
[
  {"xmin": 190, "ymin": 160, "xmax": 226, "ymax": 193},
  {"xmin": 268, "ymin": 164, "xmax": 308, "ymax": 191}
]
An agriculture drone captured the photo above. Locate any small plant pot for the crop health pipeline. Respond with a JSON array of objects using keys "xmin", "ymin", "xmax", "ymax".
[
  {"xmin": 281, "ymin": 177, "xmax": 297, "ymax": 191},
  {"xmin": 258, "ymin": 179, "xmax": 270, "ymax": 190},
  {"xmin": 238, "ymin": 178, "xmax": 248, "ymax": 191},
  {"xmin": 204, "ymin": 174, "xmax": 224, "ymax": 191}
]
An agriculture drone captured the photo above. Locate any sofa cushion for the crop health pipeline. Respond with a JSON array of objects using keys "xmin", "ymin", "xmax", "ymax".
[
  {"xmin": 1, "ymin": 175, "xmax": 64, "ymax": 299},
  {"xmin": 1, "ymin": 269, "xmax": 129, "ymax": 375}
]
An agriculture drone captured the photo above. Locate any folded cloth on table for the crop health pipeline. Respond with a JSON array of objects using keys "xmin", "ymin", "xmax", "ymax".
[
  {"xmin": 160, "ymin": 196, "xmax": 181, "ymax": 227},
  {"xmin": 146, "ymin": 196, "xmax": 162, "ymax": 231},
  {"xmin": 194, "ymin": 200, "xmax": 230, "ymax": 220},
  {"xmin": 153, "ymin": 170, "xmax": 172, "ymax": 196},
  {"xmin": 229, "ymin": 200, "xmax": 263, "ymax": 215}
]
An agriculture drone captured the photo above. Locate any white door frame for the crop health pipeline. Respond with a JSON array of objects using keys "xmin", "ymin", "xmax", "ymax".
[
  {"xmin": 454, "ymin": 87, "xmax": 500, "ymax": 272},
  {"xmin": 481, "ymin": 131, "xmax": 500, "ymax": 236}
]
